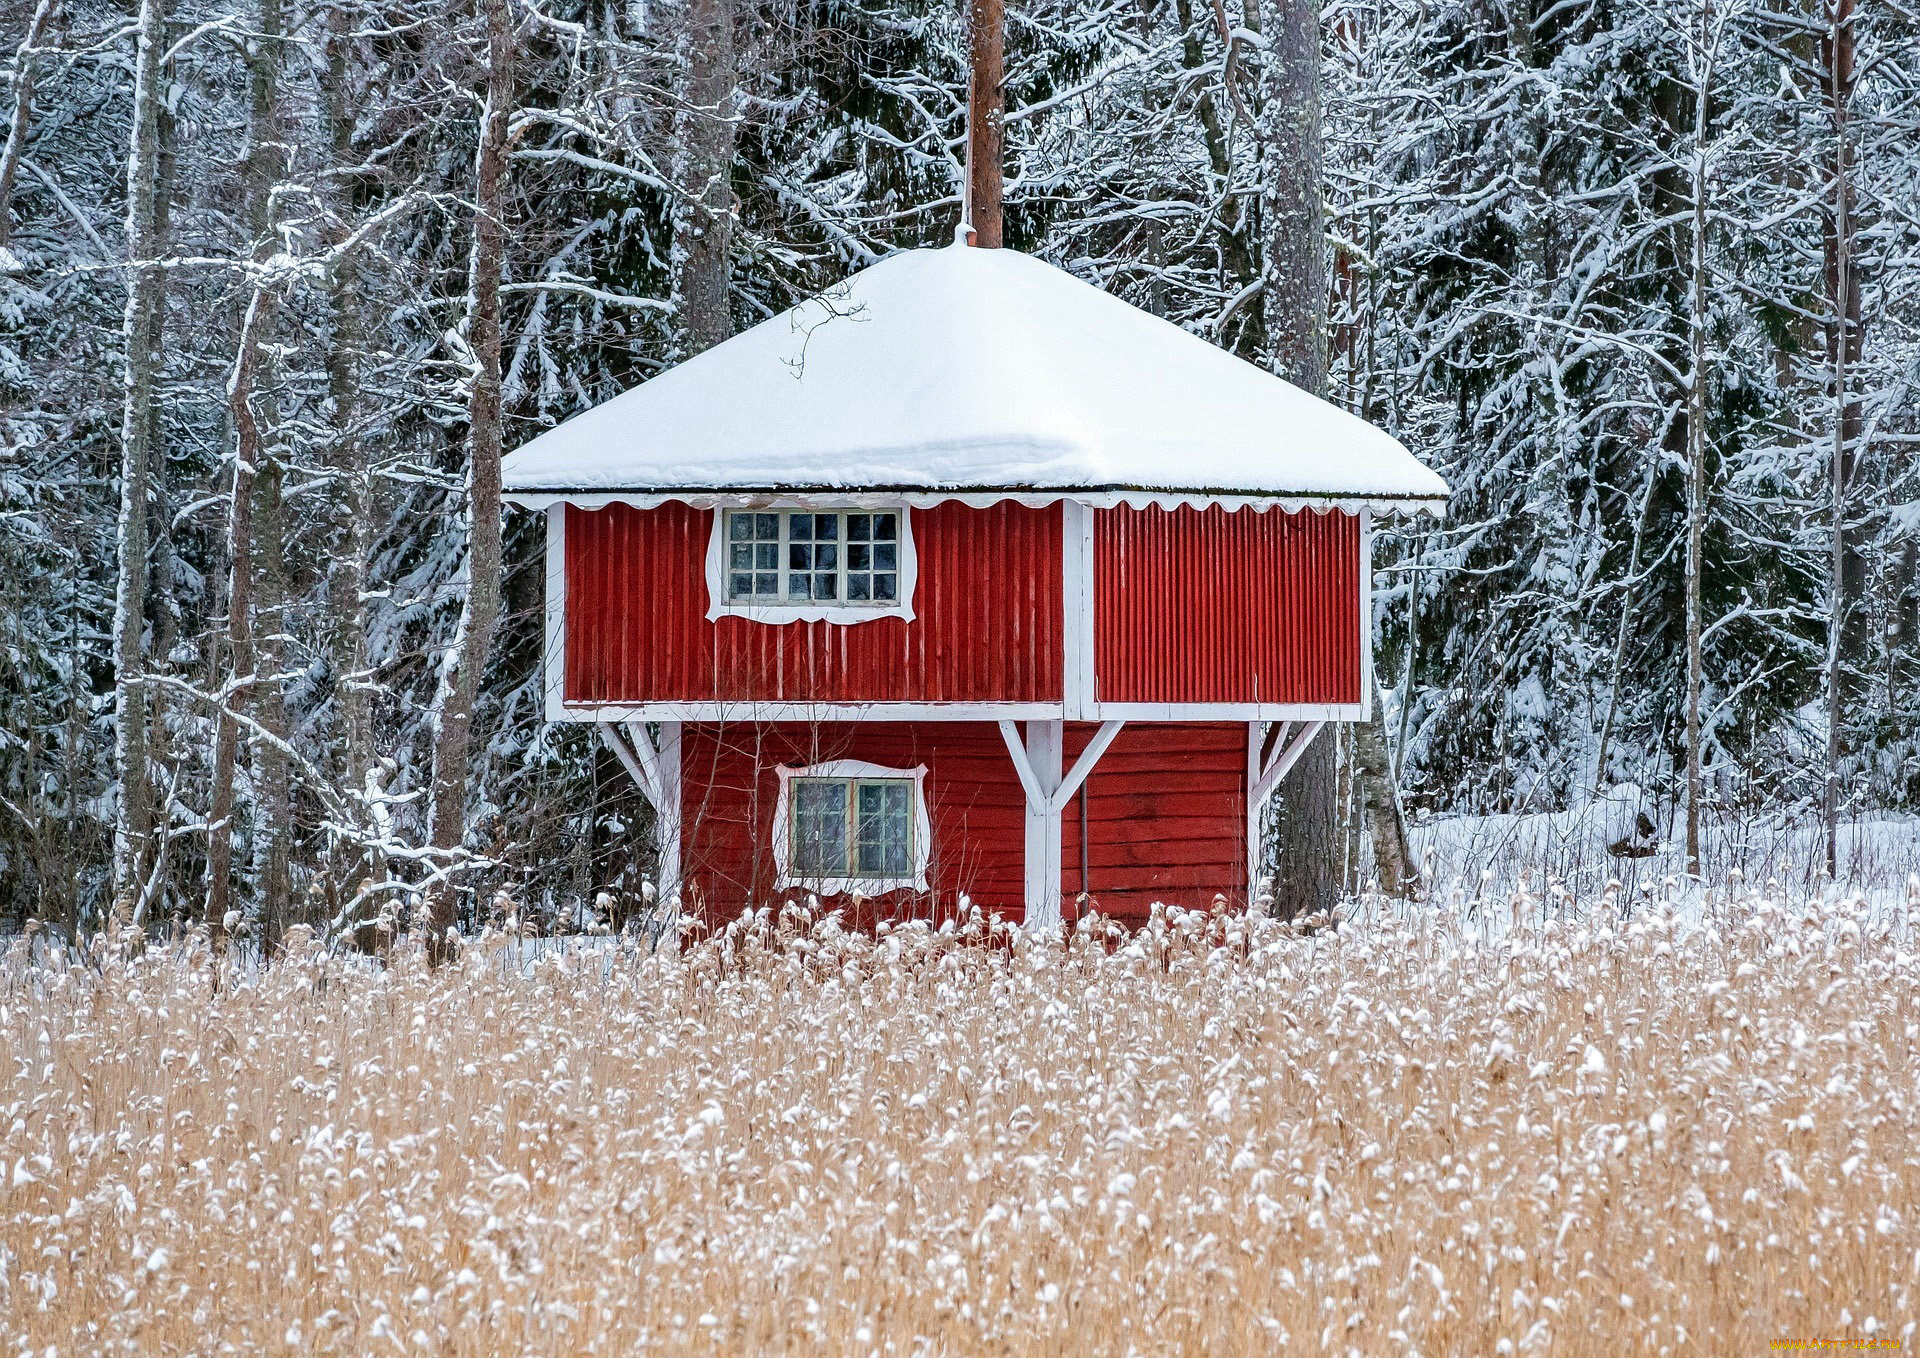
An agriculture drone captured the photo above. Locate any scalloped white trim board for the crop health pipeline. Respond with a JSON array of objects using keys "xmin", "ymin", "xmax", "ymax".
[{"xmin": 512, "ymin": 488, "xmax": 1439, "ymax": 519}]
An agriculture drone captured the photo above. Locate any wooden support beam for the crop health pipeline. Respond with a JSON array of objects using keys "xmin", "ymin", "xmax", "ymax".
[
  {"xmin": 600, "ymin": 719, "xmax": 682, "ymax": 907},
  {"xmin": 1062, "ymin": 501, "xmax": 1095, "ymax": 718},
  {"xmin": 1050, "ymin": 719, "xmax": 1122, "ymax": 813},
  {"xmin": 598, "ymin": 721, "xmax": 656, "ymax": 806},
  {"xmin": 1245, "ymin": 719, "xmax": 1324, "ymax": 908},
  {"xmin": 999, "ymin": 719, "xmax": 1123, "ymax": 929},
  {"xmin": 1252, "ymin": 719, "xmax": 1326, "ymax": 808},
  {"xmin": 997, "ymin": 718, "xmax": 1046, "ymax": 808}
]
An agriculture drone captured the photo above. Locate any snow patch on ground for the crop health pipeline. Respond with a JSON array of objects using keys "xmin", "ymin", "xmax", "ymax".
[{"xmin": 1405, "ymin": 793, "xmax": 1920, "ymax": 924}]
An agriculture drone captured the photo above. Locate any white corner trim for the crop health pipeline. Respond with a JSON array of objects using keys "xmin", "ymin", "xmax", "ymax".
[
  {"xmin": 702, "ymin": 504, "xmax": 919, "ymax": 625},
  {"xmin": 771, "ymin": 759, "xmax": 931, "ymax": 895},
  {"xmin": 1359, "ymin": 508, "xmax": 1375, "ymax": 720},
  {"xmin": 1062, "ymin": 499, "xmax": 1096, "ymax": 719},
  {"xmin": 545, "ymin": 504, "xmax": 568, "ymax": 719}
]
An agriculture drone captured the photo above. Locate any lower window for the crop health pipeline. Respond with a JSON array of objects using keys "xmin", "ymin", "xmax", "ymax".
[{"xmin": 773, "ymin": 760, "xmax": 931, "ymax": 894}]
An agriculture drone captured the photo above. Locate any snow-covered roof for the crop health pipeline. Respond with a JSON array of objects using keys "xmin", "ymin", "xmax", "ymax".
[{"xmin": 502, "ymin": 243, "xmax": 1448, "ymax": 515}]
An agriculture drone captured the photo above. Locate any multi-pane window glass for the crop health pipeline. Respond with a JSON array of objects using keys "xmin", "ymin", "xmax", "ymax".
[
  {"xmin": 726, "ymin": 511, "xmax": 899, "ymax": 606},
  {"xmin": 790, "ymin": 777, "xmax": 915, "ymax": 878}
]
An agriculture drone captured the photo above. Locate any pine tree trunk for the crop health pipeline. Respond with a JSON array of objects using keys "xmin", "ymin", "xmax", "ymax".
[
  {"xmin": 206, "ymin": 290, "xmax": 270, "ymax": 946},
  {"xmin": 253, "ymin": 453, "xmax": 294, "ymax": 940},
  {"xmin": 426, "ymin": 0, "xmax": 514, "ymax": 960},
  {"xmin": 207, "ymin": 0, "xmax": 285, "ymax": 947},
  {"xmin": 111, "ymin": 0, "xmax": 167, "ymax": 915},
  {"xmin": 966, "ymin": 0, "xmax": 1004, "ymax": 247},
  {"xmin": 321, "ymin": 3, "xmax": 375, "ymax": 888},
  {"xmin": 1260, "ymin": 0, "xmax": 1336, "ymax": 920},
  {"xmin": 0, "ymin": 0, "xmax": 57, "ymax": 252},
  {"xmin": 1822, "ymin": 0, "xmax": 1862, "ymax": 877},
  {"xmin": 1352, "ymin": 683, "xmax": 1416, "ymax": 896},
  {"xmin": 1683, "ymin": 57, "xmax": 1710, "ymax": 876},
  {"xmin": 671, "ymin": 0, "xmax": 736, "ymax": 353}
]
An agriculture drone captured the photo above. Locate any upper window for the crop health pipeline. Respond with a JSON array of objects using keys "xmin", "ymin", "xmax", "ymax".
[
  {"xmin": 773, "ymin": 759, "xmax": 930, "ymax": 894},
  {"xmin": 725, "ymin": 510, "xmax": 900, "ymax": 604},
  {"xmin": 706, "ymin": 507, "xmax": 916, "ymax": 624}
]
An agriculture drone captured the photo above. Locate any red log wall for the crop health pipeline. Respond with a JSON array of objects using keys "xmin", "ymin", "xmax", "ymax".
[{"xmin": 678, "ymin": 721, "xmax": 1247, "ymax": 929}]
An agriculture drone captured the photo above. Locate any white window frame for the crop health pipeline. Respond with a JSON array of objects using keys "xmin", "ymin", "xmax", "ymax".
[
  {"xmin": 772, "ymin": 759, "xmax": 931, "ymax": 895},
  {"xmin": 705, "ymin": 506, "xmax": 918, "ymax": 625}
]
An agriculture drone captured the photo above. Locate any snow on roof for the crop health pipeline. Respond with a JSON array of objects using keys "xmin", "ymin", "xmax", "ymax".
[{"xmin": 502, "ymin": 244, "xmax": 1449, "ymax": 513}]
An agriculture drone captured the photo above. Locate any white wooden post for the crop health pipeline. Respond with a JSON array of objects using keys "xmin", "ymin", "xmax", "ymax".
[
  {"xmin": 1000, "ymin": 718, "xmax": 1123, "ymax": 930},
  {"xmin": 1062, "ymin": 499, "xmax": 1096, "ymax": 720},
  {"xmin": 544, "ymin": 503, "xmax": 567, "ymax": 721},
  {"xmin": 1024, "ymin": 719, "xmax": 1064, "ymax": 927},
  {"xmin": 1247, "ymin": 721, "xmax": 1265, "ymax": 895},
  {"xmin": 1359, "ymin": 508, "xmax": 1375, "ymax": 714},
  {"xmin": 602, "ymin": 719, "xmax": 684, "ymax": 908},
  {"xmin": 1245, "ymin": 719, "xmax": 1326, "ymax": 907},
  {"xmin": 654, "ymin": 721, "xmax": 682, "ymax": 907}
]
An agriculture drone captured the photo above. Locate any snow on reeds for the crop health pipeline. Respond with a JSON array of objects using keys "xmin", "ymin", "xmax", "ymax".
[{"xmin": 4, "ymin": 893, "xmax": 1919, "ymax": 1355}]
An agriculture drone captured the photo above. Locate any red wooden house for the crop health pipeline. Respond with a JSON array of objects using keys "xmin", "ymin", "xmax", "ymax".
[{"xmin": 503, "ymin": 243, "xmax": 1447, "ymax": 929}]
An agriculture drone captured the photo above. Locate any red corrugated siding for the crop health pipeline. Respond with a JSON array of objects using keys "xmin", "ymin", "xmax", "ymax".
[
  {"xmin": 1094, "ymin": 505, "xmax": 1361, "ymax": 706},
  {"xmin": 566, "ymin": 502, "xmax": 1063, "ymax": 704},
  {"xmin": 680, "ymin": 721, "xmax": 1247, "ymax": 929}
]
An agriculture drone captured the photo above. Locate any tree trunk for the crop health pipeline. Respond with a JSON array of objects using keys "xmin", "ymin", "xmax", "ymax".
[
  {"xmin": 111, "ymin": 0, "xmax": 167, "ymax": 914},
  {"xmin": 1352, "ymin": 683, "xmax": 1417, "ymax": 896},
  {"xmin": 426, "ymin": 0, "xmax": 514, "ymax": 960},
  {"xmin": 966, "ymin": 0, "xmax": 1004, "ymax": 247},
  {"xmin": 253, "ymin": 453, "xmax": 294, "ymax": 941},
  {"xmin": 1821, "ymin": 0, "xmax": 1861, "ymax": 877},
  {"xmin": 671, "ymin": 0, "xmax": 736, "ymax": 354},
  {"xmin": 207, "ymin": 0, "xmax": 285, "ymax": 948},
  {"xmin": 1683, "ymin": 52, "xmax": 1710, "ymax": 876},
  {"xmin": 321, "ymin": 2, "xmax": 375, "ymax": 887},
  {"xmin": 1260, "ymin": 0, "xmax": 1336, "ymax": 919},
  {"xmin": 206, "ymin": 290, "xmax": 270, "ymax": 946},
  {"xmin": 0, "ymin": 0, "xmax": 57, "ymax": 253}
]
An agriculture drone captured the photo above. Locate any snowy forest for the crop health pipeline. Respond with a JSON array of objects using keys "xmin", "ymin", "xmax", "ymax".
[{"xmin": 0, "ymin": 0, "xmax": 1915, "ymax": 938}]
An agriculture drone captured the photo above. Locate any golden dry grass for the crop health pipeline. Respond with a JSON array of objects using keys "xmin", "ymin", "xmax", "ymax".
[{"xmin": 3, "ymin": 894, "xmax": 1919, "ymax": 1355}]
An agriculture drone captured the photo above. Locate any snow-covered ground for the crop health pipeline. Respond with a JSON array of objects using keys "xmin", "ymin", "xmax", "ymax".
[{"xmin": 1409, "ymin": 794, "xmax": 1920, "ymax": 919}]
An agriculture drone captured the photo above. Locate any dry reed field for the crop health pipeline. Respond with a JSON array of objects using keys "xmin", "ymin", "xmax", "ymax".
[{"xmin": 4, "ymin": 891, "xmax": 1920, "ymax": 1355}]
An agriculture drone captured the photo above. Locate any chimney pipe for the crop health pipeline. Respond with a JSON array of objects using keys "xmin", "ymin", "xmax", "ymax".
[{"xmin": 966, "ymin": 0, "xmax": 1004, "ymax": 247}]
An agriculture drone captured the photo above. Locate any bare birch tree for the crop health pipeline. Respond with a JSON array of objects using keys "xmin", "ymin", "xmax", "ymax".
[{"xmin": 110, "ymin": 0, "xmax": 167, "ymax": 912}]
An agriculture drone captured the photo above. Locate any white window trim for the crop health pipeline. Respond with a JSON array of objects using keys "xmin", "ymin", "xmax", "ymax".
[
  {"xmin": 772, "ymin": 759, "xmax": 931, "ymax": 895},
  {"xmin": 705, "ymin": 506, "xmax": 918, "ymax": 625}
]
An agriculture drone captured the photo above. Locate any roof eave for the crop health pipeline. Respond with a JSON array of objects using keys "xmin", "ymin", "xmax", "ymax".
[{"xmin": 502, "ymin": 484, "xmax": 1450, "ymax": 518}]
